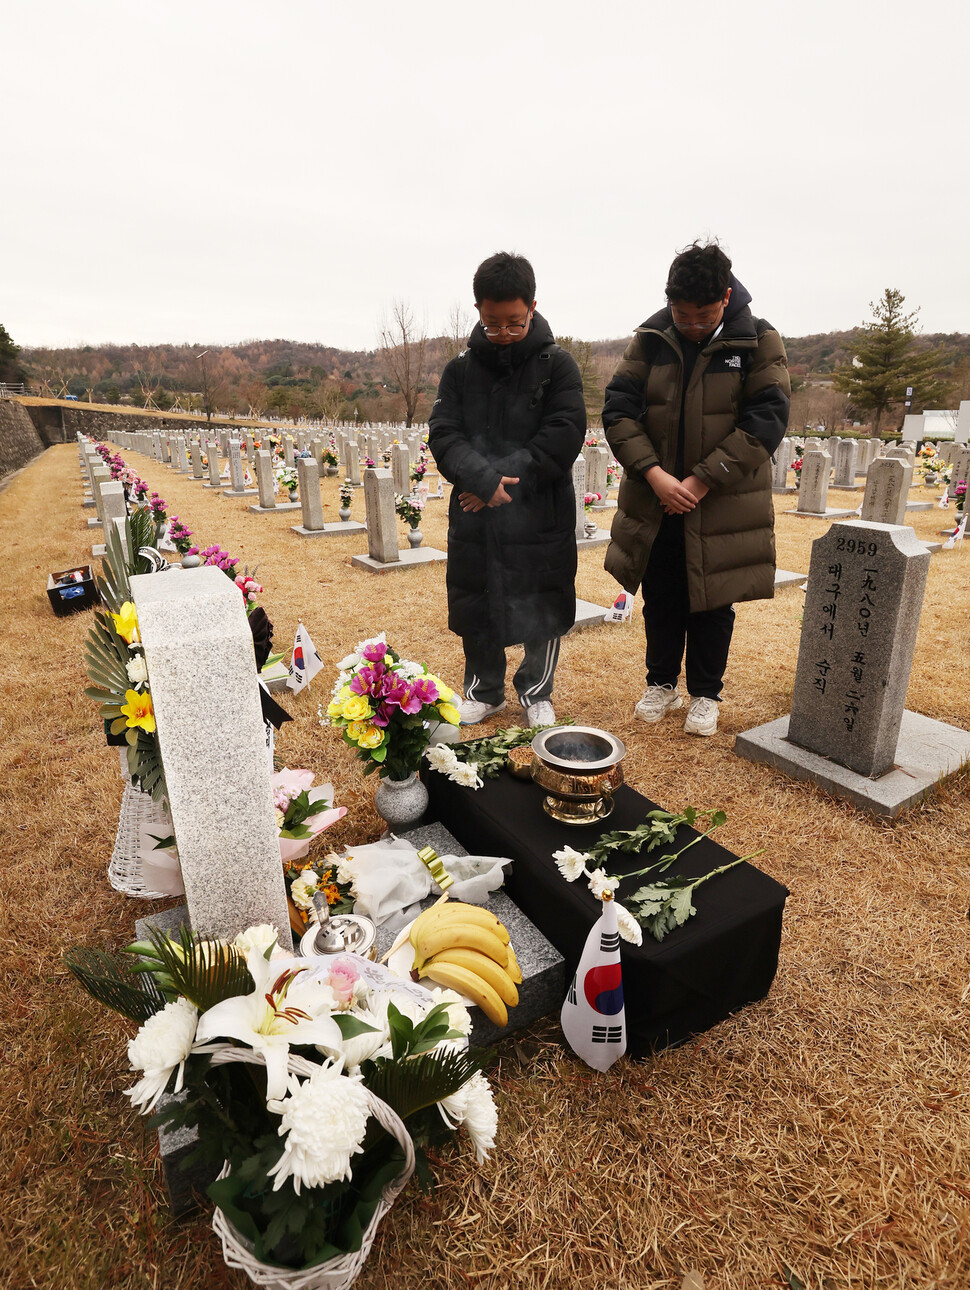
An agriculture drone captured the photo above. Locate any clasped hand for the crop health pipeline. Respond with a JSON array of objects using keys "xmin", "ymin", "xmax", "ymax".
[
  {"xmin": 458, "ymin": 475, "xmax": 519, "ymax": 513},
  {"xmin": 645, "ymin": 466, "xmax": 709, "ymax": 514}
]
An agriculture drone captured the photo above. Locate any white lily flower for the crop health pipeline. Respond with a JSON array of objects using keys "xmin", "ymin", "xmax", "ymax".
[{"xmin": 195, "ymin": 948, "xmax": 342, "ymax": 1101}]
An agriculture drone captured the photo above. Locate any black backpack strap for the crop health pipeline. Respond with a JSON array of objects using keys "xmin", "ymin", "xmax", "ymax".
[{"xmin": 528, "ymin": 345, "xmax": 558, "ymax": 410}]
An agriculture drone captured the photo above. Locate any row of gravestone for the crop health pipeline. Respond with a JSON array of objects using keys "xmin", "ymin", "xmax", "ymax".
[{"xmin": 78, "ymin": 431, "xmax": 970, "ymax": 828}]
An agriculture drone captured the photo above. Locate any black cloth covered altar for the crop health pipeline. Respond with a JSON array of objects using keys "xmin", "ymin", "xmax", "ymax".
[{"xmin": 424, "ymin": 766, "xmax": 788, "ymax": 1058}]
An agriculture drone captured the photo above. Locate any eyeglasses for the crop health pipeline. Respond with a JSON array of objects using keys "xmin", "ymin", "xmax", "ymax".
[
  {"xmin": 481, "ymin": 319, "xmax": 530, "ymax": 337},
  {"xmin": 670, "ymin": 304, "xmax": 726, "ymax": 331}
]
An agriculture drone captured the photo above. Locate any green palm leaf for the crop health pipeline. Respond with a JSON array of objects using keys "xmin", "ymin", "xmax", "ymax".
[
  {"xmin": 363, "ymin": 1048, "xmax": 487, "ymax": 1121},
  {"xmin": 64, "ymin": 947, "xmax": 167, "ymax": 1023},
  {"xmin": 145, "ymin": 925, "xmax": 253, "ymax": 1012}
]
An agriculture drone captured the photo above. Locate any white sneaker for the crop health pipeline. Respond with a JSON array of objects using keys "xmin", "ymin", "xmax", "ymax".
[
  {"xmin": 523, "ymin": 699, "xmax": 555, "ymax": 727},
  {"xmin": 634, "ymin": 684, "xmax": 683, "ymax": 723},
  {"xmin": 457, "ymin": 698, "xmax": 506, "ymax": 725},
  {"xmin": 684, "ymin": 696, "xmax": 719, "ymax": 736}
]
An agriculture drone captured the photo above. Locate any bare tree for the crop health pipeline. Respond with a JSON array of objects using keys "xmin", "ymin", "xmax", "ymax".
[
  {"xmin": 443, "ymin": 301, "xmax": 473, "ymax": 361},
  {"xmin": 379, "ymin": 300, "xmax": 428, "ymax": 428},
  {"xmin": 318, "ymin": 380, "xmax": 345, "ymax": 425}
]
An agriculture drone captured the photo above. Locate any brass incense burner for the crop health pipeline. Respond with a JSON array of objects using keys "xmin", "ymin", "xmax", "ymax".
[{"xmin": 530, "ymin": 726, "xmax": 626, "ymax": 825}]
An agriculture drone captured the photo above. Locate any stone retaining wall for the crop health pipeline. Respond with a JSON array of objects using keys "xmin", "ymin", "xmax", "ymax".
[{"xmin": 0, "ymin": 399, "xmax": 46, "ymax": 479}]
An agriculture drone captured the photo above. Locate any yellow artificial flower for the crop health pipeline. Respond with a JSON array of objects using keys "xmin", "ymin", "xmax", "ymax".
[
  {"xmin": 355, "ymin": 723, "xmax": 384, "ymax": 750},
  {"xmin": 341, "ymin": 694, "xmax": 373, "ymax": 722},
  {"xmin": 429, "ymin": 675, "xmax": 454, "ymax": 702},
  {"xmin": 111, "ymin": 601, "xmax": 141, "ymax": 645},
  {"xmin": 326, "ymin": 698, "xmax": 344, "ymax": 718},
  {"xmin": 346, "ymin": 720, "xmax": 368, "ymax": 741},
  {"xmin": 437, "ymin": 701, "xmax": 461, "ymax": 726},
  {"xmin": 120, "ymin": 688, "xmax": 156, "ymax": 734}
]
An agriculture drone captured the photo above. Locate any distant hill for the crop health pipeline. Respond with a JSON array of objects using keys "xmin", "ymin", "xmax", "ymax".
[{"xmin": 20, "ymin": 328, "xmax": 970, "ymax": 424}]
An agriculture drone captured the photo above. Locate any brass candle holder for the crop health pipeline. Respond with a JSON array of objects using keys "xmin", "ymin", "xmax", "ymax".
[{"xmin": 530, "ymin": 726, "xmax": 626, "ymax": 825}]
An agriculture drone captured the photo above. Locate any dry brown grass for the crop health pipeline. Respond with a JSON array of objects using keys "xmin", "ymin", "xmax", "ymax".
[{"xmin": 1, "ymin": 445, "xmax": 968, "ymax": 1289}]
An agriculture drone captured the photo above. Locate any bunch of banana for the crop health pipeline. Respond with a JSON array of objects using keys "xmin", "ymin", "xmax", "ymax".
[{"xmin": 408, "ymin": 901, "xmax": 523, "ymax": 1027}]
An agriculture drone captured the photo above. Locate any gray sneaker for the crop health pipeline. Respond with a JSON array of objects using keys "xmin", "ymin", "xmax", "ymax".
[
  {"xmin": 523, "ymin": 699, "xmax": 555, "ymax": 727},
  {"xmin": 458, "ymin": 698, "xmax": 506, "ymax": 725},
  {"xmin": 634, "ymin": 684, "xmax": 683, "ymax": 723},
  {"xmin": 684, "ymin": 696, "xmax": 719, "ymax": 736}
]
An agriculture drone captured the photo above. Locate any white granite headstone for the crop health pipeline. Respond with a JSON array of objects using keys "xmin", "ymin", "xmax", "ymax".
[
  {"xmin": 130, "ymin": 567, "xmax": 291, "ymax": 945},
  {"xmin": 363, "ymin": 468, "xmax": 400, "ymax": 563}
]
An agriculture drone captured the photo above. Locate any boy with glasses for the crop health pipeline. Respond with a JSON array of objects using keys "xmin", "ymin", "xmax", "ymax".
[
  {"xmin": 429, "ymin": 251, "xmax": 586, "ymax": 726},
  {"xmin": 603, "ymin": 241, "xmax": 790, "ymax": 736}
]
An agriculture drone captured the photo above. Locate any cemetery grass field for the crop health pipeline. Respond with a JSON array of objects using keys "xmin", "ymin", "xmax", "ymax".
[{"xmin": 2, "ymin": 442, "xmax": 969, "ymax": 1290}]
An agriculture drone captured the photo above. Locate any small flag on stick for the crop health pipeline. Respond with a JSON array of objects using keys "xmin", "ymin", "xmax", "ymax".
[
  {"xmin": 286, "ymin": 620, "xmax": 323, "ymax": 693},
  {"xmin": 942, "ymin": 513, "xmax": 967, "ymax": 550},
  {"xmin": 560, "ymin": 893, "xmax": 627, "ymax": 1071}
]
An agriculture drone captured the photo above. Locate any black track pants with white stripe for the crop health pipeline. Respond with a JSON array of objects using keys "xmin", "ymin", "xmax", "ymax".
[{"xmin": 461, "ymin": 635, "xmax": 561, "ymax": 707}]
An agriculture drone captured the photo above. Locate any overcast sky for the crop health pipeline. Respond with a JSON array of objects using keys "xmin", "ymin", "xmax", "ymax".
[{"xmin": 5, "ymin": 0, "xmax": 968, "ymax": 352}]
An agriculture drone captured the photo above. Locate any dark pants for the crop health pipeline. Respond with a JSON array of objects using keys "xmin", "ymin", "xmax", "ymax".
[
  {"xmin": 641, "ymin": 516, "xmax": 735, "ymax": 700},
  {"xmin": 462, "ymin": 635, "xmax": 561, "ymax": 707}
]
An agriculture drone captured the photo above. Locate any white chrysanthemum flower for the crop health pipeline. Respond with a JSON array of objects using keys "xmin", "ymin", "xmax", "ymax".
[
  {"xmin": 553, "ymin": 846, "xmax": 590, "ymax": 882},
  {"xmin": 586, "ymin": 868, "xmax": 620, "ymax": 899},
  {"xmin": 615, "ymin": 902, "xmax": 644, "ymax": 946},
  {"xmin": 438, "ymin": 1072, "xmax": 498, "ymax": 1163},
  {"xmin": 266, "ymin": 1063, "xmax": 371, "ymax": 1193},
  {"xmin": 424, "ymin": 744, "xmax": 459, "ymax": 774},
  {"xmin": 450, "ymin": 761, "xmax": 483, "ymax": 790},
  {"xmin": 233, "ymin": 925, "xmax": 279, "ymax": 957},
  {"xmin": 353, "ymin": 631, "xmax": 387, "ymax": 656},
  {"xmin": 125, "ymin": 655, "xmax": 149, "ymax": 685},
  {"xmin": 126, "ymin": 997, "xmax": 198, "ymax": 1113},
  {"xmin": 395, "ymin": 658, "xmax": 424, "ymax": 679},
  {"xmin": 429, "ymin": 987, "xmax": 472, "ymax": 1036},
  {"xmin": 290, "ymin": 870, "xmax": 320, "ymax": 911},
  {"xmin": 336, "ymin": 653, "xmax": 360, "ymax": 671},
  {"xmin": 334, "ymin": 852, "xmax": 356, "ymax": 887}
]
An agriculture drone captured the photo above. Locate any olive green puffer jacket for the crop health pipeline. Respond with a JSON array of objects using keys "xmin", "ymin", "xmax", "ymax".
[{"xmin": 602, "ymin": 286, "xmax": 790, "ymax": 613}]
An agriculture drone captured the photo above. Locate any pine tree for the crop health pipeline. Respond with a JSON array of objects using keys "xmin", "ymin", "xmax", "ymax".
[
  {"xmin": 0, "ymin": 323, "xmax": 21, "ymax": 384},
  {"xmin": 833, "ymin": 289, "xmax": 952, "ymax": 433}
]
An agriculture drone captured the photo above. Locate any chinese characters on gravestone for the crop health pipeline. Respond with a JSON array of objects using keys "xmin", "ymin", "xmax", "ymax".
[{"xmin": 787, "ymin": 522, "xmax": 929, "ymax": 777}]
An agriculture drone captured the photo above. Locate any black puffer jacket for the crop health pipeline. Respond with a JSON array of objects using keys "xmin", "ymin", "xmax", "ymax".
[{"xmin": 428, "ymin": 314, "xmax": 586, "ymax": 643}]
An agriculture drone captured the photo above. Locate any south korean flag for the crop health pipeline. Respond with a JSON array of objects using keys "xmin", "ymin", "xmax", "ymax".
[
  {"xmin": 560, "ymin": 894, "xmax": 627, "ymax": 1071},
  {"xmin": 286, "ymin": 620, "xmax": 324, "ymax": 693}
]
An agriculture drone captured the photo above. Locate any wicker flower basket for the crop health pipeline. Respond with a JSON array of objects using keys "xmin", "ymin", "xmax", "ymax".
[
  {"xmin": 107, "ymin": 780, "xmax": 182, "ymax": 899},
  {"xmin": 208, "ymin": 1048, "xmax": 415, "ymax": 1290}
]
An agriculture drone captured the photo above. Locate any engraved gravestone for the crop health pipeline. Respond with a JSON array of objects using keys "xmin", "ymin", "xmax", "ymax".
[
  {"xmin": 771, "ymin": 438, "xmax": 794, "ymax": 492},
  {"xmin": 362, "ymin": 468, "xmax": 399, "ymax": 563},
  {"xmin": 190, "ymin": 443, "xmax": 205, "ymax": 479},
  {"xmin": 572, "ymin": 455, "xmax": 587, "ymax": 540},
  {"xmin": 796, "ymin": 449, "xmax": 831, "ymax": 514},
  {"xmin": 254, "ymin": 450, "xmax": 276, "ymax": 509},
  {"xmin": 787, "ymin": 521, "xmax": 930, "ymax": 777},
  {"xmin": 391, "ymin": 442, "xmax": 411, "ymax": 496},
  {"xmin": 228, "ymin": 438, "xmax": 246, "ymax": 492},
  {"xmin": 346, "ymin": 442, "xmax": 361, "ymax": 487},
  {"xmin": 297, "ymin": 457, "xmax": 325, "ymax": 530},
  {"xmin": 948, "ymin": 446, "xmax": 970, "ymax": 499},
  {"xmin": 861, "ymin": 457, "xmax": 910, "ymax": 525},
  {"xmin": 131, "ymin": 567, "xmax": 291, "ymax": 945},
  {"xmin": 832, "ymin": 439, "xmax": 857, "ymax": 488}
]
